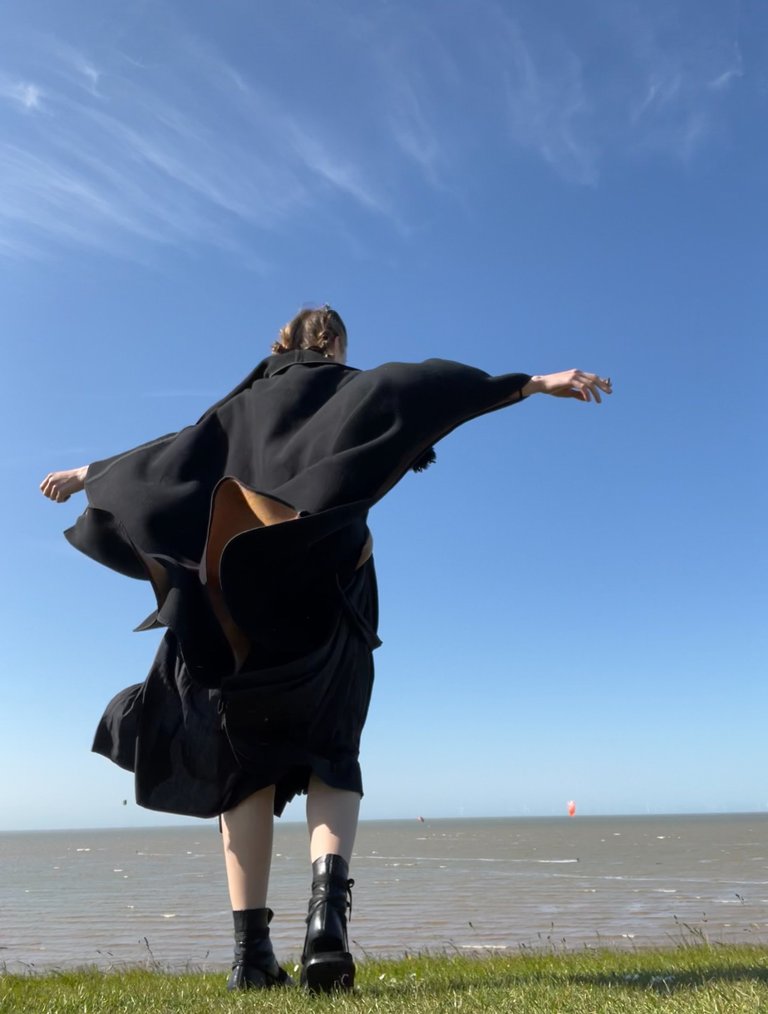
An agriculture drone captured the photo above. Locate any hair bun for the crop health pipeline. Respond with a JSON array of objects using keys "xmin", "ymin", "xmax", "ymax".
[{"xmin": 271, "ymin": 306, "xmax": 347, "ymax": 357}]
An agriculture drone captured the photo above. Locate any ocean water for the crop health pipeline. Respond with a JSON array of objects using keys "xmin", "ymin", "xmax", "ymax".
[{"xmin": 2, "ymin": 814, "xmax": 767, "ymax": 972}]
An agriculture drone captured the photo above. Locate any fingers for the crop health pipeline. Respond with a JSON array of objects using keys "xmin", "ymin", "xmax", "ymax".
[
  {"xmin": 563, "ymin": 373, "xmax": 594, "ymax": 401},
  {"xmin": 572, "ymin": 371, "xmax": 612, "ymax": 404},
  {"xmin": 575, "ymin": 381, "xmax": 599, "ymax": 403},
  {"xmin": 541, "ymin": 369, "xmax": 613, "ymax": 402},
  {"xmin": 40, "ymin": 471, "xmax": 71, "ymax": 503}
]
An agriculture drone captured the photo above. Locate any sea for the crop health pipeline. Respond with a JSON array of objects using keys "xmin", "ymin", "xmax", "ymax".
[{"xmin": 2, "ymin": 814, "xmax": 767, "ymax": 973}]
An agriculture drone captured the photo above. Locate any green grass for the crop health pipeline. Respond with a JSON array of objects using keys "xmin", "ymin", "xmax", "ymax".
[{"xmin": 3, "ymin": 946, "xmax": 768, "ymax": 1013}]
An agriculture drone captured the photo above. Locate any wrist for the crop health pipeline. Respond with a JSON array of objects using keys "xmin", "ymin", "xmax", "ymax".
[{"xmin": 522, "ymin": 376, "xmax": 545, "ymax": 396}]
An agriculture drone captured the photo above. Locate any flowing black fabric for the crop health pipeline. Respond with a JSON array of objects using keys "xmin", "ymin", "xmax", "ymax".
[{"xmin": 67, "ymin": 351, "xmax": 530, "ymax": 817}]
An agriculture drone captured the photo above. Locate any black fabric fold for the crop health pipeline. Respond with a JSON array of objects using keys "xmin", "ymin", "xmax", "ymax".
[
  {"xmin": 67, "ymin": 353, "xmax": 529, "ymax": 581},
  {"xmin": 73, "ymin": 352, "xmax": 530, "ymax": 817}
]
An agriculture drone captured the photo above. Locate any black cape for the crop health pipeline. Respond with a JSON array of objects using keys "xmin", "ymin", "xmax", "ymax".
[{"xmin": 66, "ymin": 351, "xmax": 530, "ymax": 817}]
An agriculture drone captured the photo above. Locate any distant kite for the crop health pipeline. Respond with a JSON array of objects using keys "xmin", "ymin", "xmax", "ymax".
[{"xmin": 567, "ymin": 800, "xmax": 576, "ymax": 817}]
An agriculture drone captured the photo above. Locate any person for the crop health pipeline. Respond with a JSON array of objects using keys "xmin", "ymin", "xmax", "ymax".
[{"xmin": 40, "ymin": 306, "xmax": 612, "ymax": 992}]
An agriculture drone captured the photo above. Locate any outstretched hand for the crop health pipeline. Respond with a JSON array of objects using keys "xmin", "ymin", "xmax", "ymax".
[
  {"xmin": 523, "ymin": 371, "xmax": 612, "ymax": 403},
  {"xmin": 40, "ymin": 466, "xmax": 88, "ymax": 503}
]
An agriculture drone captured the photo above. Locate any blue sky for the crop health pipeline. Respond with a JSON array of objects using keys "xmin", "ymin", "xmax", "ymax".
[{"xmin": 1, "ymin": 0, "xmax": 766, "ymax": 831}]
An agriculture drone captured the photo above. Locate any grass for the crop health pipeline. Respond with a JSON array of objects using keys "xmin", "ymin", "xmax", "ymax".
[{"xmin": 3, "ymin": 945, "xmax": 768, "ymax": 1013}]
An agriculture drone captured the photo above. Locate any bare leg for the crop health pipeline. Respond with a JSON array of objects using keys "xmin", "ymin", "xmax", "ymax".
[
  {"xmin": 221, "ymin": 786, "xmax": 275, "ymax": 910},
  {"xmin": 306, "ymin": 774, "xmax": 360, "ymax": 863}
]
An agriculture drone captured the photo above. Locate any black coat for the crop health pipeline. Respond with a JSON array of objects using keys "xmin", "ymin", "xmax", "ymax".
[{"xmin": 66, "ymin": 351, "xmax": 530, "ymax": 817}]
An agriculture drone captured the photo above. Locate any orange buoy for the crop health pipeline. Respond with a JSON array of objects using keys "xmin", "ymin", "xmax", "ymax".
[{"xmin": 567, "ymin": 800, "xmax": 576, "ymax": 817}]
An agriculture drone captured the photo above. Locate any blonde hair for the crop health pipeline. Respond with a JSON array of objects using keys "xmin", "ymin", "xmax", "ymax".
[{"xmin": 272, "ymin": 305, "xmax": 347, "ymax": 358}]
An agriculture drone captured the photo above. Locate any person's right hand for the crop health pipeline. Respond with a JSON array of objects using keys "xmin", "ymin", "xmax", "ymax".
[
  {"xmin": 40, "ymin": 467, "xmax": 88, "ymax": 503},
  {"xmin": 524, "ymin": 371, "xmax": 612, "ymax": 403}
]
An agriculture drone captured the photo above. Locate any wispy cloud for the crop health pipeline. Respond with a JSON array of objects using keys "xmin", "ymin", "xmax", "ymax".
[
  {"xmin": 634, "ymin": 73, "xmax": 684, "ymax": 120},
  {"xmin": 0, "ymin": 76, "xmax": 44, "ymax": 111},
  {"xmin": 364, "ymin": 2, "xmax": 598, "ymax": 187},
  {"xmin": 288, "ymin": 125, "xmax": 388, "ymax": 214},
  {"xmin": 598, "ymin": 0, "xmax": 745, "ymax": 162},
  {"xmin": 708, "ymin": 67, "xmax": 742, "ymax": 92},
  {"xmin": 369, "ymin": 13, "xmax": 456, "ymax": 191},
  {"xmin": 492, "ymin": 12, "xmax": 596, "ymax": 185},
  {"xmin": 41, "ymin": 39, "xmax": 103, "ymax": 95},
  {"xmin": 386, "ymin": 77, "xmax": 447, "ymax": 188},
  {"xmin": 706, "ymin": 39, "xmax": 744, "ymax": 95},
  {"xmin": 370, "ymin": 0, "xmax": 748, "ymax": 186},
  {"xmin": 481, "ymin": 0, "xmax": 745, "ymax": 179},
  {"xmin": 0, "ymin": 2, "xmax": 754, "ymax": 261},
  {"xmin": 181, "ymin": 37, "xmax": 392, "ymax": 217},
  {"xmin": 0, "ymin": 33, "xmax": 391, "ymax": 261}
]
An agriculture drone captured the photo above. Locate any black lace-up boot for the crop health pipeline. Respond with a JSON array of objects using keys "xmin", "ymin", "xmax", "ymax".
[
  {"xmin": 226, "ymin": 907, "xmax": 293, "ymax": 990},
  {"xmin": 300, "ymin": 854, "xmax": 355, "ymax": 992}
]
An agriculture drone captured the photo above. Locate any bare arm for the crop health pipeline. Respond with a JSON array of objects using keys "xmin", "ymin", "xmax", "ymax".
[
  {"xmin": 522, "ymin": 370, "xmax": 612, "ymax": 403},
  {"xmin": 40, "ymin": 466, "xmax": 88, "ymax": 503}
]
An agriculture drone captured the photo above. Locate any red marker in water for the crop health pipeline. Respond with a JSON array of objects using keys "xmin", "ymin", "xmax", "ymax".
[{"xmin": 567, "ymin": 800, "xmax": 576, "ymax": 817}]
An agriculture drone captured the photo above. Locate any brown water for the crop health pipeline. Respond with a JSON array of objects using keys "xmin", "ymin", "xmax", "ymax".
[{"xmin": 2, "ymin": 814, "xmax": 767, "ymax": 972}]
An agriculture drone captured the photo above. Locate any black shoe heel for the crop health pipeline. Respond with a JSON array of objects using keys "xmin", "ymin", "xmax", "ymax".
[
  {"xmin": 301, "ymin": 952, "xmax": 355, "ymax": 992},
  {"xmin": 300, "ymin": 854, "xmax": 355, "ymax": 994}
]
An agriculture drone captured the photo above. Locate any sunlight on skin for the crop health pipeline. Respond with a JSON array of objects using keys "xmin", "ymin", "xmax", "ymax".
[
  {"xmin": 39, "ymin": 465, "xmax": 88, "ymax": 503},
  {"xmin": 522, "ymin": 371, "xmax": 612, "ymax": 403}
]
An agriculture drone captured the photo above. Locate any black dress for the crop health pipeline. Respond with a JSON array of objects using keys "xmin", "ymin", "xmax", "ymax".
[{"xmin": 65, "ymin": 351, "xmax": 530, "ymax": 817}]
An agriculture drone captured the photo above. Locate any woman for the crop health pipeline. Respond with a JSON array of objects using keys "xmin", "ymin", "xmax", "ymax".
[{"xmin": 41, "ymin": 306, "xmax": 611, "ymax": 992}]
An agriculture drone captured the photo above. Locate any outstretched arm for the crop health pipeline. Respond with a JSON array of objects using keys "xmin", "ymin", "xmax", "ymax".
[
  {"xmin": 522, "ymin": 370, "xmax": 612, "ymax": 403},
  {"xmin": 40, "ymin": 466, "xmax": 88, "ymax": 503}
]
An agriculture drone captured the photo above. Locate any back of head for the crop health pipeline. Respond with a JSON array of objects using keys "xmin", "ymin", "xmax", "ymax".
[{"xmin": 272, "ymin": 305, "xmax": 347, "ymax": 359}]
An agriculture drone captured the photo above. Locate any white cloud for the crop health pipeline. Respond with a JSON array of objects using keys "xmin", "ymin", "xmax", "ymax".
[
  {"xmin": 600, "ymin": 0, "xmax": 745, "ymax": 160},
  {"xmin": 368, "ymin": 13, "xmax": 455, "ymax": 190},
  {"xmin": 180, "ymin": 37, "xmax": 391, "ymax": 216},
  {"xmin": 368, "ymin": 2, "xmax": 598, "ymax": 188},
  {"xmin": 288, "ymin": 125, "xmax": 389, "ymax": 214},
  {"xmin": 497, "ymin": 16, "xmax": 596, "ymax": 185},
  {"xmin": 386, "ymin": 77, "xmax": 445, "ymax": 186},
  {"xmin": 37, "ymin": 38, "xmax": 105, "ymax": 95},
  {"xmin": 0, "ymin": 37, "xmax": 393, "ymax": 261},
  {"xmin": 0, "ymin": 3, "xmax": 753, "ymax": 260},
  {"xmin": 0, "ymin": 231, "xmax": 41, "ymax": 260},
  {"xmin": 75, "ymin": 59, "xmax": 100, "ymax": 94},
  {"xmin": 0, "ymin": 78, "xmax": 43, "ymax": 111},
  {"xmin": 708, "ymin": 67, "xmax": 742, "ymax": 92},
  {"xmin": 634, "ymin": 73, "xmax": 683, "ymax": 120}
]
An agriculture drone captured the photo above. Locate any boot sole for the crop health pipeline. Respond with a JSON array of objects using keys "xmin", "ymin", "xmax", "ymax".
[
  {"xmin": 301, "ymin": 952, "xmax": 355, "ymax": 993},
  {"xmin": 227, "ymin": 965, "xmax": 294, "ymax": 990}
]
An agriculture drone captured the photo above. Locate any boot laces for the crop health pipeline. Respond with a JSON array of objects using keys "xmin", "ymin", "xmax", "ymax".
[{"xmin": 347, "ymin": 878, "xmax": 354, "ymax": 921}]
